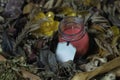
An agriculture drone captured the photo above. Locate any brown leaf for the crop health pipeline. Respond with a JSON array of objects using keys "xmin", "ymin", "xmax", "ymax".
[
  {"xmin": 0, "ymin": 55, "xmax": 6, "ymax": 62},
  {"xmin": 91, "ymin": 24, "xmax": 105, "ymax": 32},
  {"xmin": 21, "ymin": 69, "xmax": 41, "ymax": 80},
  {"xmin": 23, "ymin": 3, "xmax": 34, "ymax": 14}
]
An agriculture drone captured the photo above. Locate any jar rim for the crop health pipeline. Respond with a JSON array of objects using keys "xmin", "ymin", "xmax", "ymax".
[{"xmin": 58, "ymin": 16, "xmax": 86, "ymax": 41}]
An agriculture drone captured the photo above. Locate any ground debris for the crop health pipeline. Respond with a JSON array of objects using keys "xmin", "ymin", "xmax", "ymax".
[{"xmin": 0, "ymin": 0, "xmax": 120, "ymax": 80}]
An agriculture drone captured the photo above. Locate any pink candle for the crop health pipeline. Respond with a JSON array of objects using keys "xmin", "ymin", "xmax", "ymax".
[{"xmin": 58, "ymin": 17, "xmax": 89, "ymax": 58}]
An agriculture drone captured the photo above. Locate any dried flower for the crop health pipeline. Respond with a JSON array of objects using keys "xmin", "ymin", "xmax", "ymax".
[{"xmin": 31, "ymin": 11, "xmax": 59, "ymax": 37}]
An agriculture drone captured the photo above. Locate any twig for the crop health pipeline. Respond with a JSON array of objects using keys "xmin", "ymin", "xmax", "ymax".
[{"xmin": 72, "ymin": 56, "xmax": 120, "ymax": 80}]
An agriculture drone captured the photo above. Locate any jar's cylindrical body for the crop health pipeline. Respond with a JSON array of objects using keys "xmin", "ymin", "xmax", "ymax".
[{"xmin": 58, "ymin": 17, "xmax": 89, "ymax": 58}]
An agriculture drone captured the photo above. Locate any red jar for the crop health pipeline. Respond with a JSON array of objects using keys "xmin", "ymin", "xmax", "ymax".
[{"xmin": 58, "ymin": 17, "xmax": 89, "ymax": 58}]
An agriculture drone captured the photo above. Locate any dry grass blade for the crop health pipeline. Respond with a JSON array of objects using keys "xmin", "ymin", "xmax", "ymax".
[
  {"xmin": 54, "ymin": 0, "xmax": 62, "ymax": 8},
  {"xmin": 44, "ymin": 0, "xmax": 54, "ymax": 9},
  {"xmin": 94, "ymin": 38, "xmax": 106, "ymax": 51},
  {"xmin": 21, "ymin": 69, "xmax": 41, "ymax": 80},
  {"xmin": 91, "ymin": 16, "xmax": 108, "ymax": 23},
  {"xmin": 84, "ymin": 12, "xmax": 93, "ymax": 25}
]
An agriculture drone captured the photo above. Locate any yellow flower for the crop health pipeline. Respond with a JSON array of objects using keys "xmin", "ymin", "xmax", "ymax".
[
  {"xmin": 46, "ymin": 11, "xmax": 55, "ymax": 19},
  {"xmin": 31, "ymin": 11, "xmax": 59, "ymax": 37},
  {"xmin": 33, "ymin": 12, "xmax": 46, "ymax": 22},
  {"xmin": 52, "ymin": 21, "xmax": 59, "ymax": 31},
  {"xmin": 39, "ymin": 20, "xmax": 59, "ymax": 37}
]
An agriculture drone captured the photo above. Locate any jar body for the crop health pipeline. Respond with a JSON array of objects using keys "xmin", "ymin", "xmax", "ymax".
[
  {"xmin": 59, "ymin": 32, "xmax": 89, "ymax": 58},
  {"xmin": 58, "ymin": 17, "xmax": 89, "ymax": 58}
]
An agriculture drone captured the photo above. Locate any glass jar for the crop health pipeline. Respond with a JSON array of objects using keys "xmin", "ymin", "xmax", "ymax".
[{"xmin": 58, "ymin": 17, "xmax": 89, "ymax": 58}]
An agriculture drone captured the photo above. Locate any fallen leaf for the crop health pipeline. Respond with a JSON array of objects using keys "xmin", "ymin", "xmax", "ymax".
[
  {"xmin": 23, "ymin": 3, "xmax": 34, "ymax": 14},
  {"xmin": 110, "ymin": 26, "xmax": 120, "ymax": 36},
  {"xmin": 21, "ymin": 69, "xmax": 41, "ymax": 80},
  {"xmin": 54, "ymin": 0, "xmax": 62, "ymax": 7},
  {"xmin": 111, "ymin": 35, "xmax": 120, "ymax": 47},
  {"xmin": 44, "ymin": 0, "xmax": 54, "ymax": 9},
  {"xmin": 0, "ymin": 55, "xmax": 6, "ymax": 62},
  {"xmin": 91, "ymin": 24, "xmax": 105, "ymax": 32}
]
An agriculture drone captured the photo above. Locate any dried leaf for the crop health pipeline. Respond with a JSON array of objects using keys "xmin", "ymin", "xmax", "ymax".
[
  {"xmin": 39, "ymin": 46, "xmax": 58, "ymax": 72},
  {"xmin": 110, "ymin": 26, "xmax": 120, "ymax": 48},
  {"xmin": 98, "ymin": 49, "xmax": 109, "ymax": 57},
  {"xmin": 2, "ymin": 31, "xmax": 14, "ymax": 54},
  {"xmin": 21, "ymin": 69, "xmax": 41, "ymax": 80},
  {"xmin": 83, "ymin": 0, "xmax": 101, "ymax": 7},
  {"xmin": 91, "ymin": 24, "xmax": 105, "ymax": 32},
  {"xmin": 48, "ymin": 51, "xmax": 58, "ymax": 72},
  {"xmin": 83, "ymin": 0, "xmax": 91, "ymax": 6},
  {"xmin": 94, "ymin": 38, "xmax": 106, "ymax": 51},
  {"xmin": 84, "ymin": 12, "xmax": 93, "ymax": 24},
  {"xmin": 110, "ymin": 26, "xmax": 120, "ymax": 36},
  {"xmin": 91, "ymin": 15, "xmax": 108, "ymax": 23},
  {"xmin": 23, "ymin": 3, "xmax": 34, "ymax": 14},
  {"xmin": 44, "ymin": 0, "xmax": 54, "ymax": 9},
  {"xmin": 54, "ymin": 0, "xmax": 62, "ymax": 7},
  {"xmin": 0, "ymin": 55, "xmax": 6, "ymax": 62},
  {"xmin": 111, "ymin": 36, "xmax": 120, "ymax": 47}
]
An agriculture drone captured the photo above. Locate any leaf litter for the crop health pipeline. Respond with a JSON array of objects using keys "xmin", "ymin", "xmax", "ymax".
[{"xmin": 0, "ymin": 0, "xmax": 120, "ymax": 80}]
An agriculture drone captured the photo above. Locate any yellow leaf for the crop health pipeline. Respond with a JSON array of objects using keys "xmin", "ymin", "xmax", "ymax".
[
  {"xmin": 52, "ymin": 21, "xmax": 59, "ymax": 31},
  {"xmin": 33, "ymin": 12, "xmax": 46, "ymax": 21},
  {"xmin": 91, "ymin": 24, "xmax": 104, "ymax": 32},
  {"xmin": 46, "ymin": 11, "xmax": 55, "ymax": 19},
  {"xmin": 83, "ymin": 0, "xmax": 91, "ymax": 6},
  {"xmin": 83, "ymin": 0, "xmax": 100, "ymax": 6},
  {"xmin": 110, "ymin": 26, "xmax": 120, "ymax": 36},
  {"xmin": 112, "ymin": 35, "xmax": 120, "ymax": 47},
  {"xmin": 77, "ymin": 11, "xmax": 89, "ymax": 16},
  {"xmin": 67, "ymin": 12, "xmax": 77, "ymax": 17},
  {"xmin": 23, "ymin": 3, "xmax": 34, "ymax": 14},
  {"xmin": 61, "ymin": 7, "xmax": 73, "ymax": 15},
  {"xmin": 40, "ymin": 21, "xmax": 59, "ymax": 37}
]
